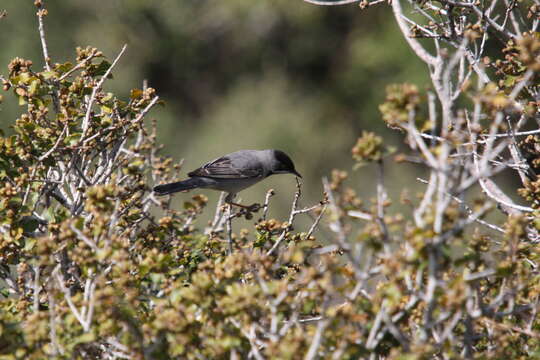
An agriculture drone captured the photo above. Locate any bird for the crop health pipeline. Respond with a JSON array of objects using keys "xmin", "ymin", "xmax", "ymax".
[{"xmin": 153, "ymin": 149, "xmax": 301, "ymax": 210}]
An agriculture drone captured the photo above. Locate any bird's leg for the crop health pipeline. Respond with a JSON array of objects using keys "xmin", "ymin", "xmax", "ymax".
[
  {"xmin": 227, "ymin": 201, "xmax": 262, "ymax": 212},
  {"xmin": 234, "ymin": 202, "xmax": 262, "ymax": 212},
  {"xmin": 225, "ymin": 193, "xmax": 261, "ymax": 212}
]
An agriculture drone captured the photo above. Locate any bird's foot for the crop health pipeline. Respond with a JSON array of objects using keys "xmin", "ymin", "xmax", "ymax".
[
  {"xmin": 226, "ymin": 202, "xmax": 262, "ymax": 220},
  {"xmin": 245, "ymin": 203, "xmax": 262, "ymax": 212},
  {"xmin": 228, "ymin": 201, "xmax": 261, "ymax": 212}
]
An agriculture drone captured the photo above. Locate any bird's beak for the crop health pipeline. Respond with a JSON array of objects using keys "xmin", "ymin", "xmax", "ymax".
[{"xmin": 292, "ymin": 170, "xmax": 302, "ymax": 178}]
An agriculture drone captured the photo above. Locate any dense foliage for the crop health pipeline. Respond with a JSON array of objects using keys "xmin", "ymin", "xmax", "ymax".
[
  {"xmin": 1, "ymin": 0, "xmax": 539, "ymax": 359},
  {"xmin": 0, "ymin": 0, "xmax": 429, "ymax": 206}
]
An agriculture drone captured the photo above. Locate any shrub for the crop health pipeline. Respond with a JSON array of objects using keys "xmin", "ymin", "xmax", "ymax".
[{"xmin": 0, "ymin": 1, "xmax": 539, "ymax": 359}]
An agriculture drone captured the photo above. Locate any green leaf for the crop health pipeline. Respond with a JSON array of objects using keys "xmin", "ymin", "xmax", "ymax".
[
  {"xmin": 130, "ymin": 89, "xmax": 143, "ymax": 100},
  {"xmin": 0, "ymin": 288, "xmax": 9, "ymax": 298},
  {"xmin": 44, "ymin": 207, "xmax": 56, "ymax": 223},
  {"xmin": 23, "ymin": 238, "xmax": 36, "ymax": 251},
  {"xmin": 94, "ymin": 60, "xmax": 111, "ymax": 76},
  {"xmin": 20, "ymin": 217, "xmax": 39, "ymax": 233},
  {"xmin": 70, "ymin": 332, "xmax": 96, "ymax": 348},
  {"xmin": 17, "ymin": 72, "xmax": 31, "ymax": 84},
  {"xmin": 101, "ymin": 92, "xmax": 113, "ymax": 102},
  {"xmin": 41, "ymin": 70, "xmax": 58, "ymax": 80},
  {"xmin": 101, "ymin": 105, "xmax": 113, "ymax": 114},
  {"xmin": 63, "ymin": 133, "xmax": 81, "ymax": 146},
  {"xmin": 503, "ymin": 75, "xmax": 517, "ymax": 88},
  {"xmin": 28, "ymin": 79, "xmax": 40, "ymax": 96},
  {"xmin": 74, "ymin": 217, "xmax": 84, "ymax": 230},
  {"xmin": 8, "ymin": 197, "xmax": 22, "ymax": 208},
  {"xmin": 101, "ymin": 115, "xmax": 112, "ymax": 126},
  {"xmin": 55, "ymin": 62, "xmax": 73, "ymax": 74}
]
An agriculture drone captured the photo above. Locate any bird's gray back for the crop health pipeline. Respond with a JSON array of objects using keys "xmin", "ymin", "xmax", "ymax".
[{"xmin": 189, "ymin": 149, "xmax": 272, "ymax": 179}]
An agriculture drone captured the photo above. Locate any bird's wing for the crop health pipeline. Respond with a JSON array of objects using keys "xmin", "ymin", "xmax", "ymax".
[{"xmin": 188, "ymin": 154, "xmax": 263, "ymax": 179}]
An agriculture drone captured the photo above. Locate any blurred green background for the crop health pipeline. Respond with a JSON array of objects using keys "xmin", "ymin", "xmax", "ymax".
[{"xmin": 1, "ymin": 0, "xmax": 430, "ymax": 221}]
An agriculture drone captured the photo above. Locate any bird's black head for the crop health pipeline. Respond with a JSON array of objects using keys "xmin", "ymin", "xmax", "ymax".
[{"xmin": 271, "ymin": 150, "xmax": 302, "ymax": 178}]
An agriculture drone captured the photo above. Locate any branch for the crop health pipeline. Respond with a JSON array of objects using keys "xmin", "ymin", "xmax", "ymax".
[
  {"xmin": 58, "ymin": 52, "xmax": 99, "ymax": 81},
  {"xmin": 226, "ymin": 205, "xmax": 234, "ymax": 255},
  {"xmin": 437, "ymin": 0, "xmax": 515, "ymax": 40},
  {"xmin": 417, "ymin": 177, "xmax": 505, "ymax": 233},
  {"xmin": 407, "ymin": 113, "xmax": 440, "ymax": 169},
  {"xmin": 480, "ymin": 129, "xmax": 540, "ymax": 138},
  {"xmin": 207, "ymin": 192, "xmax": 227, "ymax": 234},
  {"xmin": 303, "ymin": 0, "xmax": 360, "ymax": 5},
  {"xmin": 477, "ymin": 176, "xmax": 534, "ymax": 213},
  {"xmin": 38, "ymin": 125, "xmax": 67, "ymax": 161},
  {"xmin": 53, "ymin": 266, "xmax": 88, "ymax": 330},
  {"xmin": 414, "ymin": 172, "xmax": 437, "ymax": 228},
  {"xmin": 36, "ymin": 3, "xmax": 51, "ymax": 71},
  {"xmin": 304, "ymin": 318, "xmax": 329, "ymax": 360},
  {"xmin": 266, "ymin": 179, "xmax": 302, "ymax": 256},
  {"xmin": 262, "ymin": 189, "xmax": 275, "ymax": 221},
  {"xmin": 47, "ymin": 292, "xmax": 64, "ymax": 356},
  {"xmin": 130, "ymin": 94, "xmax": 160, "ymax": 125},
  {"xmin": 391, "ymin": 0, "xmax": 437, "ymax": 66},
  {"xmin": 375, "ymin": 160, "xmax": 390, "ymax": 248},
  {"xmin": 81, "ymin": 44, "xmax": 127, "ymax": 138},
  {"xmin": 267, "ymin": 179, "xmax": 326, "ymax": 256},
  {"xmin": 305, "ymin": 204, "xmax": 327, "ymax": 240}
]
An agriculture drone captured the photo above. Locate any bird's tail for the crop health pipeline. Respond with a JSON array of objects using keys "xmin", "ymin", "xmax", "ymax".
[{"xmin": 153, "ymin": 178, "xmax": 205, "ymax": 195}]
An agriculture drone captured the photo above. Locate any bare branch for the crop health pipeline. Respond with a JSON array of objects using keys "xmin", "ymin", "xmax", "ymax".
[
  {"xmin": 304, "ymin": 318, "xmax": 329, "ymax": 360},
  {"xmin": 36, "ymin": 3, "xmax": 51, "ymax": 71},
  {"xmin": 227, "ymin": 205, "xmax": 234, "ymax": 255},
  {"xmin": 392, "ymin": 0, "xmax": 437, "ymax": 66},
  {"xmin": 39, "ymin": 125, "xmax": 67, "ymax": 161},
  {"xmin": 417, "ymin": 177, "xmax": 505, "ymax": 233},
  {"xmin": 130, "ymin": 94, "xmax": 160, "ymax": 125},
  {"xmin": 305, "ymin": 204, "xmax": 327, "ymax": 240},
  {"xmin": 81, "ymin": 44, "xmax": 127, "ymax": 138},
  {"xmin": 303, "ymin": 0, "xmax": 360, "ymax": 5},
  {"xmin": 262, "ymin": 189, "xmax": 275, "ymax": 221}
]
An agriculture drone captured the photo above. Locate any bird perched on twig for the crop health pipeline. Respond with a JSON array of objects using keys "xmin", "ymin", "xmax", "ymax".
[{"xmin": 153, "ymin": 149, "xmax": 301, "ymax": 210}]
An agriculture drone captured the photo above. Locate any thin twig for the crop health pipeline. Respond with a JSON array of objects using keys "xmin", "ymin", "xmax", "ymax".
[
  {"xmin": 479, "ymin": 129, "xmax": 540, "ymax": 138},
  {"xmin": 303, "ymin": 0, "xmax": 360, "ymax": 5},
  {"xmin": 130, "ymin": 95, "xmax": 160, "ymax": 125},
  {"xmin": 48, "ymin": 292, "xmax": 63, "ymax": 355},
  {"xmin": 58, "ymin": 53, "xmax": 98, "ymax": 81},
  {"xmin": 81, "ymin": 44, "xmax": 127, "ymax": 138},
  {"xmin": 39, "ymin": 125, "xmax": 67, "ymax": 161},
  {"xmin": 33, "ymin": 264, "xmax": 40, "ymax": 312},
  {"xmin": 304, "ymin": 318, "xmax": 329, "ymax": 360},
  {"xmin": 262, "ymin": 189, "xmax": 275, "ymax": 221},
  {"xmin": 392, "ymin": 0, "xmax": 437, "ymax": 66},
  {"xmin": 417, "ymin": 177, "xmax": 505, "ymax": 233},
  {"xmin": 227, "ymin": 205, "xmax": 234, "ymax": 255},
  {"xmin": 305, "ymin": 205, "xmax": 327, "ymax": 240},
  {"xmin": 36, "ymin": 3, "xmax": 51, "ymax": 71},
  {"xmin": 375, "ymin": 160, "xmax": 390, "ymax": 246},
  {"xmin": 266, "ymin": 180, "xmax": 302, "ymax": 256},
  {"xmin": 53, "ymin": 266, "xmax": 87, "ymax": 329}
]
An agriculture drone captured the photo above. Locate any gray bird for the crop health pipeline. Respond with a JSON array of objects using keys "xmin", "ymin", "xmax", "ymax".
[{"xmin": 153, "ymin": 149, "xmax": 301, "ymax": 209}]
